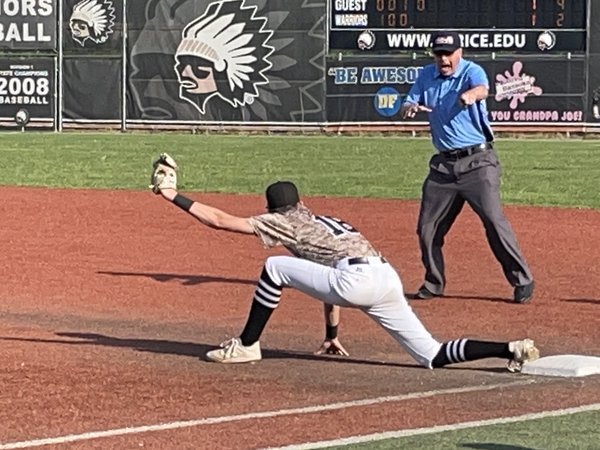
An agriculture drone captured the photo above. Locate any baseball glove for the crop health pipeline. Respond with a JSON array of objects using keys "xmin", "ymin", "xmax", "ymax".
[{"xmin": 150, "ymin": 153, "xmax": 178, "ymax": 194}]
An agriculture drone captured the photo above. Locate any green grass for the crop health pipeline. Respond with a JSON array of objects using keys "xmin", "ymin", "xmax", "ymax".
[
  {"xmin": 329, "ymin": 409, "xmax": 600, "ymax": 450},
  {"xmin": 1, "ymin": 132, "xmax": 599, "ymax": 208}
]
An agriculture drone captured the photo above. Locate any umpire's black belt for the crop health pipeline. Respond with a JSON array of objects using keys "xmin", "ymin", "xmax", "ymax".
[
  {"xmin": 347, "ymin": 256, "xmax": 387, "ymax": 265},
  {"xmin": 441, "ymin": 142, "xmax": 493, "ymax": 161}
]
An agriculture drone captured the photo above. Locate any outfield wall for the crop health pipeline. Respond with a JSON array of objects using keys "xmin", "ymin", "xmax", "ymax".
[{"xmin": 1, "ymin": 0, "xmax": 599, "ymax": 133}]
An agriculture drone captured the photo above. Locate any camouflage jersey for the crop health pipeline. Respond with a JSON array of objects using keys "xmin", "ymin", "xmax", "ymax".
[{"xmin": 248, "ymin": 205, "xmax": 380, "ymax": 267}]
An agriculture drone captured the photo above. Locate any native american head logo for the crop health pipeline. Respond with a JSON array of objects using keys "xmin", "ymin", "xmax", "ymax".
[
  {"xmin": 70, "ymin": 0, "xmax": 116, "ymax": 46},
  {"xmin": 174, "ymin": 0, "xmax": 274, "ymax": 114}
]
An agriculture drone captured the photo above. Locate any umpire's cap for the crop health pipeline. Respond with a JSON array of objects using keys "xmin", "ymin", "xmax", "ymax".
[
  {"xmin": 431, "ymin": 31, "xmax": 461, "ymax": 53},
  {"xmin": 266, "ymin": 181, "xmax": 300, "ymax": 212}
]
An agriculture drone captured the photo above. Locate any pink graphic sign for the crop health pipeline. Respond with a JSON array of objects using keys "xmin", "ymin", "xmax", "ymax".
[{"xmin": 495, "ymin": 61, "xmax": 543, "ymax": 109}]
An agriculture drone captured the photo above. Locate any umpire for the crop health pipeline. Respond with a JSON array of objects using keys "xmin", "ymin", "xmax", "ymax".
[{"xmin": 400, "ymin": 31, "xmax": 534, "ymax": 303}]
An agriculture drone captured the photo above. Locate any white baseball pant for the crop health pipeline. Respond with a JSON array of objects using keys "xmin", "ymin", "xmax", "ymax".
[{"xmin": 263, "ymin": 255, "xmax": 442, "ymax": 368}]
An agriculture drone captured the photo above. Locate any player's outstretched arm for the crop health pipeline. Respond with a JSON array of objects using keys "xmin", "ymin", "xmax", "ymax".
[
  {"xmin": 159, "ymin": 188, "xmax": 255, "ymax": 234},
  {"xmin": 149, "ymin": 153, "xmax": 254, "ymax": 235}
]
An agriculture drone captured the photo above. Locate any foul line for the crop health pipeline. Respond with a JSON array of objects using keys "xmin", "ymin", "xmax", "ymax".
[
  {"xmin": 262, "ymin": 402, "xmax": 600, "ymax": 450},
  {"xmin": 0, "ymin": 380, "xmax": 534, "ymax": 449}
]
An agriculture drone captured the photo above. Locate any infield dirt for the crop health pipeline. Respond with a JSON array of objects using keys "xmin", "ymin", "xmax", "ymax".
[{"xmin": 1, "ymin": 187, "xmax": 599, "ymax": 449}]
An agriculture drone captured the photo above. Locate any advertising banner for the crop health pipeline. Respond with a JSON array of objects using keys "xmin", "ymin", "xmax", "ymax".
[
  {"xmin": 0, "ymin": 0, "xmax": 56, "ymax": 50},
  {"xmin": 126, "ymin": 0, "xmax": 327, "ymax": 122},
  {"xmin": 586, "ymin": 0, "xmax": 600, "ymax": 123},
  {"xmin": 330, "ymin": 30, "xmax": 586, "ymax": 54},
  {"xmin": 0, "ymin": 57, "xmax": 54, "ymax": 120},
  {"xmin": 326, "ymin": 57, "xmax": 586, "ymax": 124}
]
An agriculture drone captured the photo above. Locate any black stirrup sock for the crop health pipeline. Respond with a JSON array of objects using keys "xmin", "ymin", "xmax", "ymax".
[
  {"xmin": 239, "ymin": 267, "xmax": 282, "ymax": 346},
  {"xmin": 239, "ymin": 300, "xmax": 274, "ymax": 346},
  {"xmin": 432, "ymin": 339, "xmax": 512, "ymax": 367}
]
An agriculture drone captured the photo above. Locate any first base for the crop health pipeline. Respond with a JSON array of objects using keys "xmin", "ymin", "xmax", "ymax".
[{"xmin": 522, "ymin": 354, "xmax": 600, "ymax": 377}]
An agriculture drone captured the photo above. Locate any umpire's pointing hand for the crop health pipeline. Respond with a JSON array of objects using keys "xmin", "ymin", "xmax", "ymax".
[
  {"xmin": 401, "ymin": 103, "xmax": 432, "ymax": 119},
  {"xmin": 459, "ymin": 91, "xmax": 477, "ymax": 107}
]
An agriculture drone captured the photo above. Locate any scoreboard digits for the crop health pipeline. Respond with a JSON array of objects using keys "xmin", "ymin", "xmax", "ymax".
[
  {"xmin": 330, "ymin": 0, "xmax": 588, "ymax": 52},
  {"xmin": 332, "ymin": 0, "xmax": 586, "ymax": 29}
]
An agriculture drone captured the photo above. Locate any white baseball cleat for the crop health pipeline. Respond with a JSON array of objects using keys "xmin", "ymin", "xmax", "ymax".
[
  {"xmin": 205, "ymin": 337, "xmax": 262, "ymax": 363},
  {"xmin": 507, "ymin": 339, "xmax": 540, "ymax": 373}
]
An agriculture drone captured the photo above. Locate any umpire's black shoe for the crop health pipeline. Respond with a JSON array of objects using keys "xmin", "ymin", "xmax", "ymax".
[
  {"xmin": 514, "ymin": 281, "xmax": 535, "ymax": 304},
  {"xmin": 409, "ymin": 286, "xmax": 442, "ymax": 300}
]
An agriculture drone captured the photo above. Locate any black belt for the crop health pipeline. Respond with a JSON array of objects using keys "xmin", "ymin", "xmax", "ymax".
[
  {"xmin": 347, "ymin": 257, "xmax": 387, "ymax": 265},
  {"xmin": 442, "ymin": 142, "xmax": 493, "ymax": 161}
]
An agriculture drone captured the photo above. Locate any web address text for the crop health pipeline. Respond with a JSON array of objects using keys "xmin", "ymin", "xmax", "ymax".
[{"xmin": 387, "ymin": 32, "xmax": 526, "ymax": 49}]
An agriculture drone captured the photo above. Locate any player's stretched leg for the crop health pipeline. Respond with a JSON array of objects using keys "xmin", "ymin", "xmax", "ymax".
[
  {"xmin": 206, "ymin": 255, "xmax": 348, "ymax": 363},
  {"xmin": 205, "ymin": 265, "xmax": 281, "ymax": 363},
  {"xmin": 431, "ymin": 339, "xmax": 540, "ymax": 372},
  {"xmin": 360, "ymin": 267, "xmax": 540, "ymax": 372}
]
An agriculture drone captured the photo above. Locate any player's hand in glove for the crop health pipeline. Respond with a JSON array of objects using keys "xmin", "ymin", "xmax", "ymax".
[
  {"xmin": 150, "ymin": 153, "xmax": 178, "ymax": 194},
  {"xmin": 314, "ymin": 337, "xmax": 349, "ymax": 356}
]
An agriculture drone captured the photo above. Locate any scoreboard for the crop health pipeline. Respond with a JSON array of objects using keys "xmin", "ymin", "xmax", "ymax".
[{"xmin": 329, "ymin": 0, "xmax": 588, "ymax": 52}]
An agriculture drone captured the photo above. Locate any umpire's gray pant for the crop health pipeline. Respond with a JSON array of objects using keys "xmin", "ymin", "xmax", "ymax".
[{"xmin": 417, "ymin": 148, "xmax": 533, "ymax": 295}]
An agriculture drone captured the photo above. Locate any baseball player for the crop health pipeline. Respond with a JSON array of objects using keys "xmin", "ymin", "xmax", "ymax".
[
  {"xmin": 149, "ymin": 154, "xmax": 347, "ymax": 356},
  {"xmin": 150, "ymin": 154, "xmax": 539, "ymax": 371}
]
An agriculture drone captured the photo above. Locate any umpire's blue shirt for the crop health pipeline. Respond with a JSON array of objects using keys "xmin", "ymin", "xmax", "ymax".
[{"xmin": 404, "ymin": 58, "xmax": 494, "ymax": 151}]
